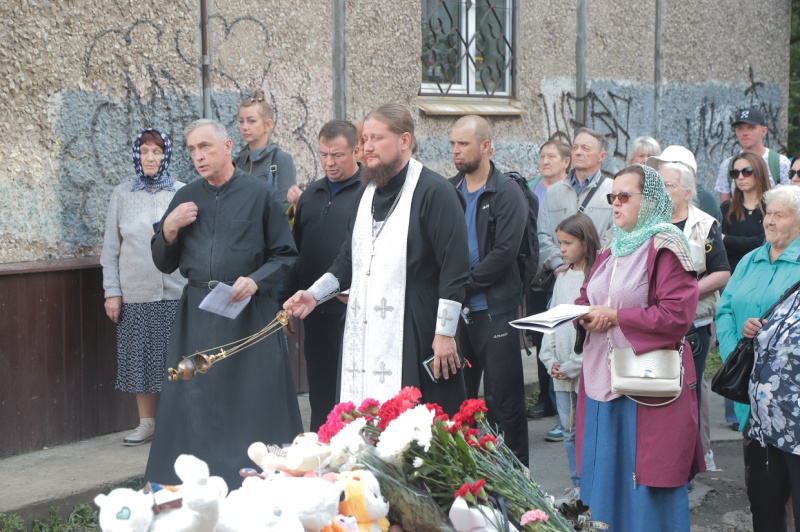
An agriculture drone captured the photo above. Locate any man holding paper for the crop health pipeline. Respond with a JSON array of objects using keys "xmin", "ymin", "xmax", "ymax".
[{"xmin": 146, "ymin": 119, "xmax": 302, "ymax": 488}]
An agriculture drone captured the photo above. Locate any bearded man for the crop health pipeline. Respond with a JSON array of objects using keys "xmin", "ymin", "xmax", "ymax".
[{"xmin": 284, "ymin": 103, "xmax": 470, "ymax": 415}]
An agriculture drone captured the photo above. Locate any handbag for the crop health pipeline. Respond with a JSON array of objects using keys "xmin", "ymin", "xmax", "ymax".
[
  {"xmin": 529, "ymin": 268, "xmax": 555, "ymax": 292},
  {"xmin": 711, "ymin": 279, "xmax": 800, "ymax": 404},
  {"xmin": 606, "ymin": 257, "xmax": 684, "ymax": 407},
  {"xmin": 608, "ymin": 335, "xmax": 684, "ymax": 406}
]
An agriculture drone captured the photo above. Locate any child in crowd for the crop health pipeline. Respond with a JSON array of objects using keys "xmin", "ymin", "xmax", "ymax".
[{"xmin": 538, "ymin": 213, "xmax": 600, "ymax": 503}]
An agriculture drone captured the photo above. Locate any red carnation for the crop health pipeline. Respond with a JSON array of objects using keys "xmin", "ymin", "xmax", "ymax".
[
  {"xmin": 378, "ymin": 387, "xmax": 422, "ymax": 430},
  {"xmin": 454, "ymin": 482, "xmax": 471, "ymax": 499},
  {"xmin": 470, "ymin": 479, "xmax": 486, "ymax": 495}
]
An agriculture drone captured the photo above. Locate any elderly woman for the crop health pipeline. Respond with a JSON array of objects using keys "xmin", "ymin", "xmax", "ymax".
[
  {"xmin": 728, "ymin": 186, "xmax": 800, "ymax": 531},
  {"xmin": 627, "ymin": 136, "xmax": 660, "ymax": 165},
  {"xmin": 235, "ymin": 89, "xmax": 296, "ymax": 212},
  {"xmin": 657, "ymin": 160, "xmax": 730, "ymax": 414},
  {"xmin": 574, "ymin": 164, "xmax": 702, "ymax": 531},
  {"xmin": 717, "ymin": 185, "xmax": 800, "ymax": 409},
  {"xmin": 100, "ymin": 129, "xmax": 186, "ymax": 446}
]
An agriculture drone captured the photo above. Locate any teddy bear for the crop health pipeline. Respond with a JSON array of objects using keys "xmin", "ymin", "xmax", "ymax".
[
  {"xmin": 220, "ymin": 471, "xmax": 343, "ymax": 532},
  {"xmin": 248, "ymin": 433, "xmax": 331, "ymax": 476},
  {"xmin": 95, "ymin": 455, "xmax": 227, "ymax": 532},
  {"xmin": 215, "ymin": 475, "xmax": 305, "ymax": 532},
  {"xmin": 336, "ymin": 470, "xmax": 390, "ymax": 532}
]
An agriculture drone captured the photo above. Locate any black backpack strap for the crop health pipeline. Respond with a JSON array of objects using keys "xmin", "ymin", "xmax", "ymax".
[{"xmin": 578, "ymin": 174, "xmax": 606, "ymax": 212}]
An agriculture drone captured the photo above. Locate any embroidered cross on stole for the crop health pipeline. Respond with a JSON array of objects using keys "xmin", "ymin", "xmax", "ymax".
[{"xmin": 339, "ymin": 159, "xmax": 422, "ymax": 404}]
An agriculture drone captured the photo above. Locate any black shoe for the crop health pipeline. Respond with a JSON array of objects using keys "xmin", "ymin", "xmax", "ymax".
[{"xmin": 527, "ymin": 402, "xmax": 556, "ymax": 419}]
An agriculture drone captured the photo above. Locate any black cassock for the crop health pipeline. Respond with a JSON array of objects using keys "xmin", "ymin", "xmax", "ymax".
[
  {"xmin": 329, "ymin": 163, "xmax": 470, "ymax": 415},
  {"xmin": 145, "ymin": 169, "xmax": 302, "ymax": 488}
]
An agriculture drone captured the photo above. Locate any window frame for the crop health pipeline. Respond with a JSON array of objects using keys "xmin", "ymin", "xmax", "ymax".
[{"xmin": 420, "ymin": 0, "xmax": 517, "ymax": 99}]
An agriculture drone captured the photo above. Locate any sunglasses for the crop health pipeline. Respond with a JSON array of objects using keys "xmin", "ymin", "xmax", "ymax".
[
  {"xmin": 606, "ymin": 192, "xmax": 642, "ymax": 204},
  {"xmin": 789, "ymin": 169, "xmax": 800, "ymax": 180},
  {"xmin": 728, "ymin": 167, "xmax": 754, "ymax": 179}
]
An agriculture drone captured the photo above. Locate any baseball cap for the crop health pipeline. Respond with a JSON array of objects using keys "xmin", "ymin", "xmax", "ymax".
[
  {"xmin": 646, "ymin": 145, "xmax": 697, "ymax": 175},
  {"xmin": 732, "ymin": 107, "xmax": 766, "ymax": 127}
]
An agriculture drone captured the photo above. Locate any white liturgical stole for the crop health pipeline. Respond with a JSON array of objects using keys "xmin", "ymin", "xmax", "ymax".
[{"xmin": 339, "ymin": 158, "xmax": 422, "ymax": 404}]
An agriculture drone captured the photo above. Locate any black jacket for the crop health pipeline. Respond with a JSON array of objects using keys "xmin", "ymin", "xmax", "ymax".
[
  {"xmin": 450, "ymin": 161, "xmax": 527, "ymax": 315},
  {"xmin": 281, "ymin": 166, "xmax": 364, "ymax": 313}
]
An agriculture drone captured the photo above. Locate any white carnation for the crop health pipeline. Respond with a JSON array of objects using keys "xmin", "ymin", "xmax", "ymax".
[
  {"xmin": 325, "ymin": 417, "xmax": 367, "ymax": 469},
  {"xmin": 376, "ymin": 405, "xmax": 435, "ymax": 463}
]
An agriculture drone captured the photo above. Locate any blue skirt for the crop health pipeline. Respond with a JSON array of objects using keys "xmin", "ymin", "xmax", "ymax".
[{"xmin": 581, "ymin": 395, "xmax": 689, "ymax": 532}]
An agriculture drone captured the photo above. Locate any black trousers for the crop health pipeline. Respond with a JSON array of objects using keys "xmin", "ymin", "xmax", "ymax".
[
  {"xmin": 303, "ymin": 312, "xmax": 345, "ymax": 432},
  {"xmin": 745, "ymin": 439, "xmax": 800, "ymax": 532},
  {"xmin": 459, "ymin": 308, "xmax": 529, "ymax": 466},
  {"xmin": 690, "ymin": 325, "xmax": 711, "ymax": 420},
  {"xmin": 527, "ymin": 290, "xmax": 554, "ymax": 409}
]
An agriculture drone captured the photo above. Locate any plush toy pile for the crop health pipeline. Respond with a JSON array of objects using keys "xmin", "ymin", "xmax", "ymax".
[
  {"xmin": 95, "ymin": 434, "xmax": 391, "ymax": 532},
  {"xmin": 95, "ymin": 389, "xmax": 584, "ymax": 532}
]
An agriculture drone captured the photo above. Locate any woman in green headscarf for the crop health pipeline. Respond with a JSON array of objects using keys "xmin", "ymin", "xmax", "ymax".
[{"xmin": 573, "ymin": 164, "xmax": 703, "ymax": 531}]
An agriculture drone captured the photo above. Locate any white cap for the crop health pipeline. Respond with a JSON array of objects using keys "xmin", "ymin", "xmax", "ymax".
[{"xmin": 646, "ymin": 145, "xmax": 697, "ymax": 176}]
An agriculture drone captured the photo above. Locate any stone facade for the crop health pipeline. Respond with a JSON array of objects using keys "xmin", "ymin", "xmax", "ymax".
[{"xmin": 0, "ymin": 0, "xmax": 790, "ymax": 263}]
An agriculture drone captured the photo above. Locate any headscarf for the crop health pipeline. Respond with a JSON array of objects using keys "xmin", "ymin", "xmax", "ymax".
[
  {"xmin": 130, "ymin": 128, "xmax": 175, "ymax": 195},
  {"xmin": 611, "ymin": 164, "xmax": 688, "ymax": 257}
]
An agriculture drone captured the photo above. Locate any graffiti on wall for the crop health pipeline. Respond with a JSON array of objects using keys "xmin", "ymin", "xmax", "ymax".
[
  {"xmin": 534, "ymin": 68, "xmax": 784, "ymax": 183},
  {"xmin": 54, "ymin": 16, "xmax": 329, "ymax": 253}
]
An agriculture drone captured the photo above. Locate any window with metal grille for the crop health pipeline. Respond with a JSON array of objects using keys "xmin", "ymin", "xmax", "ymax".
[{"xmin": 420, "ymin": 0, "xmax": 516, "ymax": 97}]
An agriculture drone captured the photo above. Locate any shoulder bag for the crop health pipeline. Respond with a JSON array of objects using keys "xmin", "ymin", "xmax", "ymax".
[
  {"xmin": 606, "ymin": 257, "xmax": 684, "ymax": 406},
  {"xmin": 711, "ymin": 279, "xmax": 800, "ymax": 404}
]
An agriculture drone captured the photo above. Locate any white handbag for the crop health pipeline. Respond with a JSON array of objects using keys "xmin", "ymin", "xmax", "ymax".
[
  {"xmin": 607, "ymin": 338, "xmax": 684, "ymax": 405},
  {"xmin": 605, "ymin": 258, "xmax": 684, "ymax": 407}
]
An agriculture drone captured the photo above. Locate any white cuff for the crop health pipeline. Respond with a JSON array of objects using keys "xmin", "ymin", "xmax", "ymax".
[
  {"xmin": 307, "ymin": 272, "xmax": 340, "ymax": 304},
  {"xmin": 435, "ymin": 298, "xmax": 461, "ymax": 337}
]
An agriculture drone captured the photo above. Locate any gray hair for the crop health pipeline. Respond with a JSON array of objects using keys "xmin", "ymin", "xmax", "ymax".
[
  {"xmin": 765, "ymin": 185, "xmax": 800, "ymax": 220},
  {"xmin": 183, "ymin": 119, "xmax": 229, "ymax": 142},
  {"xmin": 576, "ymin": 127, "xmax": 608, "ymax": 153},
  {"xmin": 660, "ymin": 162, "xmax": 698, "ymax": 206},
  {"xmin": 628, "ymin": 136, "xmax": 661, "ymax": 164}
]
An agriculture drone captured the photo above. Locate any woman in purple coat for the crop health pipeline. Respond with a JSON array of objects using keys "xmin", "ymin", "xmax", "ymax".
[{"xmin": 574, "ymin": 164, "xmax": 703, "ymax": 531}]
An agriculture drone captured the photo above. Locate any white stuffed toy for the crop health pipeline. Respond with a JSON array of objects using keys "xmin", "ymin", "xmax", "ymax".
[
  {"xmin": 95, "ymin": 455, "xmax": 227, "ymax": 532},
  {"xmin": 220, "ymin": 473, "xmax": 343, "ymax": 532},
  {"xmin": 248, "ymin": 433, "xmax": 331, "ymax": 476}
]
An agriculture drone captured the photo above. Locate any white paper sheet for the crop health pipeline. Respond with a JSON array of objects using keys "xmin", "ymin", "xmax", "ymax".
[
  {"xmin": 198, "ymin": 283, "xmax": 250, "ymax": 319},
  {"xmin": 509, "ymin": 303, "xmax": 591, "ymax": 333}
]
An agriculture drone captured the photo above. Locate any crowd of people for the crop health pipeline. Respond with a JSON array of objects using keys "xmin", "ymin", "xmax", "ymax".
[{"xmin": 99, "ymin": 100, "xmax": 800, "ymax": 531}]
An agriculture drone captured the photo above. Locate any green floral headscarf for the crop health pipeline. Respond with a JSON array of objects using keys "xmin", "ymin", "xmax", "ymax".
[{"xmin": 611, "ymin": 164, "xmax": 689, "ymax": 257}]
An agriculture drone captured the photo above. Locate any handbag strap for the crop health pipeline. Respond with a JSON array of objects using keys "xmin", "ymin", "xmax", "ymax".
[
  {"xmin": 578, "ymin": 173, "xmax": 606, "ymax": 213},
  {"xmin": 604, "ymin": 257, "xmax": 684, "ymax": 356},
  {"xmin": 605, "ymin": 256, "xmax": 685, "ymax": 407},
  {"xmin": 760, "ymin": 279, "xmax": 800, "ymax": 321}
]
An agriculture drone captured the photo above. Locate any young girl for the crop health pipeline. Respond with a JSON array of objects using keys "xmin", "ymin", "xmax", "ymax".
[
  {"xmin": 538, "ymin": 213, "xmax": 600, "ymax": 502},
  {"xmin": 234, "ymin": 89, "xmax": 297, "ymax": 212}
]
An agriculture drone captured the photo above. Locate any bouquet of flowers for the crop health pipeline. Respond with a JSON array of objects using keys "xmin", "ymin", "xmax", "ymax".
[{"xmin": 320, "ymin": 387, "xmax": 577, "ymax": 532}]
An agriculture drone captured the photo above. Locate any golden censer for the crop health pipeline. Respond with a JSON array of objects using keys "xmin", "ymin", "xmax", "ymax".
[{"xmin": 167, "ymin": 310, "xmax": 289, "ymax": 381}]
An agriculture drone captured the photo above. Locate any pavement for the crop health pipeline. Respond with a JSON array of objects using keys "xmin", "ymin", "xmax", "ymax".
[{"xmin": 0, "ymin": 350, "xmax": 741, "ymax": 525}]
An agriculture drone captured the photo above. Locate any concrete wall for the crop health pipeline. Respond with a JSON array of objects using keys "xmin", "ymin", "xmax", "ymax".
[
  {"xmin": 0, "ymin": 0, "xmax": 790, "ymax": 263},
  {"xmin": 0, "ymin": 0, "xmax": 332, "ymax": 263}
]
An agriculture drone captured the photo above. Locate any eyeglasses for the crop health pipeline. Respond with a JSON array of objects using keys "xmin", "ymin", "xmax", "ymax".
[
  {"xmin": 728, "ymin": 167, "xmax": 754, "ymax": 179},
  {"xmin": 606, "ymin": 192, "xmax": 642, "ymax": 204},
  {"xmin": 789, "ymin": 169, "xmax": 800, "ymax": 180}
]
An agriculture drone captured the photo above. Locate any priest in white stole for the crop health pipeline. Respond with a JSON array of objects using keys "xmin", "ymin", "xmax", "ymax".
[{"xmin": 284, "ymin": 103, "xmax": 470, "ymax": 415}]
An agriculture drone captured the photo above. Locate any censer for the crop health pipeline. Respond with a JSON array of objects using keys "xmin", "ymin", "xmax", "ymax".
[{"xmin": 167, "ymin": 311, "xmax": 289, "ymax": 381}]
